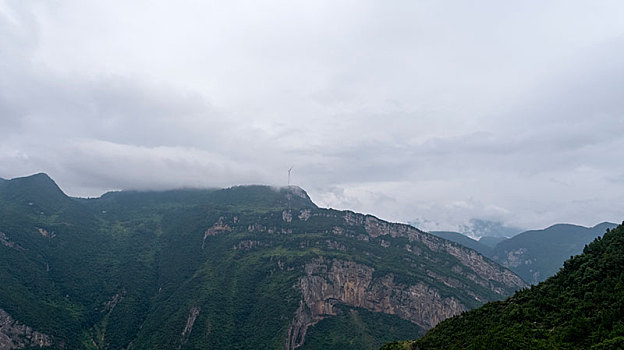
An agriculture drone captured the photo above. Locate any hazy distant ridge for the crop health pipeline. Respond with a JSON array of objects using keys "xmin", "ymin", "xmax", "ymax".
[{"xmin": 431, "ymin": 222, "xmax": 617, "ymax": 284}]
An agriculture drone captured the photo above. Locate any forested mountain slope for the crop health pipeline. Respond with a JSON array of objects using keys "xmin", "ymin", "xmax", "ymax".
[
  {"xmin": 431, "ymin": 222, "xmax": 617, "ymax": 285},
  {"xmin": 382, "ymin": 222, "xmax": 624, "ymax": 350},
  {"xmin": 490, "ymin": 223, "xmax": 617, "ymax": 284},
  {"xmin": 0, "ymin": 173, "xmax": 525, "ymax": 350}
]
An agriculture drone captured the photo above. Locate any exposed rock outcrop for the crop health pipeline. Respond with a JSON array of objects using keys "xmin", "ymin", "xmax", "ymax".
[
  {"xmin": 298, "ymin": 209, "xmax": 311, "ymax": 221},
  {"xmin": 282, "ymin": 210, "xmax": 293, "ymax": 223},
  {"xmin": 286, "ymin": 258, "xmax": 466, "ymax": 349},
  {"xmin": 0, "ymin": 309, "xmax": 52, "ymax": 350},
  {"xmin": 234, "ymin": 240, "xmax": 271, "ymax": 251},
  {"xmin": 0, "ymin": 232, "xmax": 23, "ymax": 251},
  {"xmin": 103, "ymin": 291, "xmax": 125, "ymax": 313},
  {"xmin": 348, "ymin": 214, "xmax": 527, "ymax": 292},
  {"xmin": 179, "ymin": 307, "xmax": 200, "ymax": 348},
  {"xmin": 202, "ymin": 218, "xmax": 232, "ymax": 249},
  {"xmin": 36, "ymin": 228, "xmax": 55, "ymax": 239},
  {"xmin": 283, "ymin": 213, "xmax": 528, "ymax": 349},
  {"xmin": 497, "ymin": 248, "xmax": 530, "ymax": 268}
]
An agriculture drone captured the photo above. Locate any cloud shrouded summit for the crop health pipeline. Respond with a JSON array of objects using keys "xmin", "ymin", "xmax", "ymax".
[{"xmin": 1, "ymin": 0, "xmax": 624, "ymax": 231}]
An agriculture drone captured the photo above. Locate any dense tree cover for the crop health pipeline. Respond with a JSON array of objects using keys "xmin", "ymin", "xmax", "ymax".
[
  {"xmin": 301, "ymin": 306, "xmax": 423, "ymax": 350},
  {"xmin": 0, "ymin": 174, "xmax": 520, "ymax": 349},
  {"xmin": 382, "ymin": 222, "xmax": 624, "ymax": 350},
  {"xmin": 490, "ymin": 222, "xmax": 617, "ymax": 284},
  {"xmin": 433, "ymin": 223, "xmax": 617, "ymax": 285}
]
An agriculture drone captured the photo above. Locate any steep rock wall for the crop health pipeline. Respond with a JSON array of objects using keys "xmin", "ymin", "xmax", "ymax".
[
  {"xmin": 0, "ymin": 309, "xmax": 52, "ymax": 350},
  {"xmin": 286, "ymin": 258, "xmax": 466, "ymax": 349},
  {"xmin": 351, "ymin": 214, "xmax": 526, "ymax": 292}
]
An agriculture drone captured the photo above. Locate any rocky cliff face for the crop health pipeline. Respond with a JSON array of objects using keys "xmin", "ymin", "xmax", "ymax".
[
  {"xmin": 283, "ymin": 211, "xmax": 527, "ymax": 349},
  {"xmin": 351, "ymin": 214, "xmax": 526, "ymax": 291},
  {"xmin": 286, "ymin": 258, "xmax": 466, "ymax": 349},
  {"xmin": 0, "ymin": 232, "xmax": 23, "ymax": 251},
  {"xmin": 0, "ymin": 176, "xmax": 528, "ymax": 350},
  {"xmin": 488, "ymin": 223, "xmax": 618, "ymax": 285},
  {"xmin": 179, "ymin": 307, "xmax": 201, "ymax": 348},
  {"xmin": 0, "ymin": 309, "xmax": 52, "ymax": 350}
]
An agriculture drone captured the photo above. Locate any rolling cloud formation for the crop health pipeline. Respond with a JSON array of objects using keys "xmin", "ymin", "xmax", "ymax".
[{"xmin": 1, "ymin": 0, "xmax": 624, "ymax": 231}]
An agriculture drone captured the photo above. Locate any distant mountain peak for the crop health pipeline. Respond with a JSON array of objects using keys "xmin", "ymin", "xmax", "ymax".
[
  {"xmin": 0, "ymin": 173, "xmax": 78, "ymax": 219},
  {"xmin": 394, "ymin": 223, "xmax": 624, "ymax": 349},
  {"xmin": 95, "ymin": 183, "xmax": 317, "ymax": 212},
  {"xmin": 217, "ymin": 184, "xmax": 317, "ymax": 209},
  {"xmin": 10, "ymin": 172, "xmax": 56, "ymax": 184},
  {"xmin": 459, "ymin": 219, "xmax": 521, "ymax": 239},
  {"xmin": 592, "ymin": 221, "xmax": 617, "ymax": 229},
  {"xmin": 2, "ymin": 173, "xmax": 67, "ymax": 197},
  {"xmin": 490, "ymin": 221, "xmax": 618, "ymax": 284},
  {"xmin": 544, "ymin": 223, "xmax": 583, "ymax": 230}
]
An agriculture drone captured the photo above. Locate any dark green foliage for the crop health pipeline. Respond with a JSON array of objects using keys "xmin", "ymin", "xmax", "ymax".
[
  {"xmin": 301, "ymin": 306, "xmax": 423, "ymax": 350},
  {"xmin": 490, "ymin": 222, "xmax": 618, "ymax": 284},
  {"xmin": 392, "ymin": 222, "xmax": 624, "ymax": 350},
  {"xmin": 434, "ymin": 223, "xmax": 618, "ymax": 285},
  {"xmin": 0, "ymin": 174, "xmax": 520, "ymax": 349},
  {"xmin": 380, "ymin": 342, "xmax": 413, "ymax": 350}
]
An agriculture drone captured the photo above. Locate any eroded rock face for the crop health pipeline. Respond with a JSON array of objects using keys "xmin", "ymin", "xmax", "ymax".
[
  {"xmin": 352, "ymin": 214, "xmax": 527, "ymax": 292},
  {"xmin": 202, "ymin": 218, "xmax": 232, "ymax": 249},
  {"xmin": 283, "ymin": 212, "xmax": 528, "ymax": 349},
  {"xmin": 36, "ymin": 228, "xmax": 55, "ymax": 239},
  {"xmin": 0, "ymin": 232, "xmax": 23, "ymax": 251},
  {"xmin": 179, "ymin": 307, "xmax": 200, "ymax": 348},
  {"xmin": 497, "ymin": 248, "xmax": 529, "ymax": 268},
  {"xmin": 234, "ymin": 240, "xmax": 271, "ymax": 251},
  {"xmin": 440, "ymin": 243, "xmax": 526, "ymax": 294},
  {"xmin": 0, "ymin": 309, "xmax": 52, "ymax": 350},
  {"xmin": 298, "ymin": 209, "xmax": 311, "ymax": 221},
  {"xmin": 103, "ymin": 291, "xmax": 125, "ymax": 313},
  {"xmin": 285, "ymin": 258, "xmax": 467, "ymax": 349},
  {"xmin": 282, "ymin": 210, "xmax": 293, "ymax": 223},
  {"xmin": 0, "ymin": 232, "xmax": 14, "ymax": 249}
]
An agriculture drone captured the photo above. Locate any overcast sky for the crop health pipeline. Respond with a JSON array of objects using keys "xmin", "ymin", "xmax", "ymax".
[{"xmin": 1, "ymin": 0, "xmax": 624, "ymax": 234}]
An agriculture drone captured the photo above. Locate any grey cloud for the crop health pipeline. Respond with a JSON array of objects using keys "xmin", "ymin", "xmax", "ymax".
[{"xmin": 1, "ymin": 1, "xmax": 624, "ymax": 231}]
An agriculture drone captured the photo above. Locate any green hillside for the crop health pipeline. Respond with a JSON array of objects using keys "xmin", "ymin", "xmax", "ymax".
[
  {"xmin": 0, "ymin": 174, "xmax": 526, "ymax": 349},
  {"xmin": 382, "ymin": 222, "xmax": 624, "ymax": 350},
  {"xmin": 490, "ymin": 223, "xmax": 617, "ymax": 284},
  {"xmin": 432, "ymin": 223, "xmax": 617, "ymax": 285}
]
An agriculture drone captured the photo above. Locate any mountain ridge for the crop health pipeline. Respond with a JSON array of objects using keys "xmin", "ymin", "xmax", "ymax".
[
  {"xmin": 429, "ymin": 231, "xmax": 491, "ymax": 257},
  {"xmin": 429, "ymin": 221, "xmax": 617, "ymax": 285},
  {"xmin": 0, "ymin": 173, "xmax": 69, "ymax": 204},
  {"xmin": 383, "ymin": 222, "xmax": 624, "ymax": 349},
  {"xmin": 0, "ymin": 173, "xmax": 526, "ymax": 349},
  {"xmin": 491, "ymin": 222, "xmax": 618, "ymax": 284}
]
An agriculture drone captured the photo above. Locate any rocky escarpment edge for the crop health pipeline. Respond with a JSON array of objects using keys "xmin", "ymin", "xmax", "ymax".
[
  {"xmin": 285, "ymin": 258, "xmax": 466, "ymax": 349},
  {"xmin": 0, "ymin": 309, "xmax": 52, "ymax": 350}
]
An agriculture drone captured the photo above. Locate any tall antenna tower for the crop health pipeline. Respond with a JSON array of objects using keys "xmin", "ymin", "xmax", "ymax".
[{"xmin": 288, "ymin": 166, "xmax": 293, "ymax": 186}]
